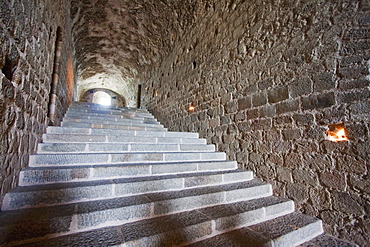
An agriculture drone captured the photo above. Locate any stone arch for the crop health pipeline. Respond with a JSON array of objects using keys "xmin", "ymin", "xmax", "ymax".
[
  {"xmin": 80, "ymin": 88, "xmax": 126, "ymax": 107},
  {"xmin": 92, "ymin": 91, "xmax": 111, "ymax": 105}
]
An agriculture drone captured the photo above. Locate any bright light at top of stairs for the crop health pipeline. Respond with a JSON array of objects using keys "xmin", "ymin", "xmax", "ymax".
[{"xmin": 92, "ymin": 91, "xmax": 112, "ymax": 106}]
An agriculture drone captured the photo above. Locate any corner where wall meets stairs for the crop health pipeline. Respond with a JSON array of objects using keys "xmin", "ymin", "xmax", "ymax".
[{"xmin": 0, "ymin": 102, "xmax": 354, "ymax": 246}]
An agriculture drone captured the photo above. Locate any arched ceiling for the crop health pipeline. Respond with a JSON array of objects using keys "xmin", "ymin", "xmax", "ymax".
[{"xmin": 71, "ymin": 0, "xmax": 208, "ymax": 106}]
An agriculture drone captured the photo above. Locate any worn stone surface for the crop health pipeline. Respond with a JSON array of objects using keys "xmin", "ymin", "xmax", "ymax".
[
  {"xmin": 140, "ymin": 1, "xmax": 370, "ymax": 245},
  {"xmin": 0, "ymin": 0, "xmax": 74, "ymax": 204}
]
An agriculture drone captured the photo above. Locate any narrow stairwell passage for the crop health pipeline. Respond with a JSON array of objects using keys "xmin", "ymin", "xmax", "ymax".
[{"xmin": 0, "ymin": 102, "xmax": 324, "ymax": 246}]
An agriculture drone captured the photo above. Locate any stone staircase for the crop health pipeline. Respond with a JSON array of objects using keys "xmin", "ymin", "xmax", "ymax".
[{"xmin": 0, "ymin": 102, "xmax": 324, "ymax": 246}]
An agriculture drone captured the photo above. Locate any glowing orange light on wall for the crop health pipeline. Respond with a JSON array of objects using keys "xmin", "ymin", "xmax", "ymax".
[
  {"xmin": 188, "ymin": 105, "xmax": 195, "ymax": 111},
  {"xmin": 327, "ymin": 123, "xmax": 348, "ymax": 142}
]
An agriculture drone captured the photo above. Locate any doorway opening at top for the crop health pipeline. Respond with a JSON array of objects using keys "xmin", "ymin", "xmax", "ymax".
[
  {"xmin": 93, "ymin": 91, "xmax": 111, "ymax": 106},
  {"xmin": 80, "ymin": 88, "xmax": 126, "ymax": 107}
]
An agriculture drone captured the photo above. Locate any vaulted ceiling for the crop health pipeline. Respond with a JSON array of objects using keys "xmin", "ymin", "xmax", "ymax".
[{"xmin": 70, "ymin": 0, "xmax": 210, "ymax": 105}]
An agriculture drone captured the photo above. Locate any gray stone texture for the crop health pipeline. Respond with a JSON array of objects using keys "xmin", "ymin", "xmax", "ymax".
[
  {"xmin": 141, "ymin": 1, "xmax": 370, "ymax": 245},
  {"xmin": 0, "ymin": 0, "xmax": 74, "ymax": 205}
]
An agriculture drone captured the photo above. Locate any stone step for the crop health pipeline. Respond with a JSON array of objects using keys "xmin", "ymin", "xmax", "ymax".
[
  {"xmin": 2, "ymin": 172, "xmax": 262, "ymax": 211},
  {"xmin": 29, "ymin": 151, "xmax": 226, "ymax": 167},
  {"xmin": 67, "ymin": 108, "xmax": 153, "ymax": 118},
  {"xmin": 0, "ymin": 195, "xmax": 290, "ymax": 246},
  {"xmin": 2, "ymin": 196, "xmax": 296, "ymax": 246},
  {"xmin": 46, "ymin": 126, "xmax": 198, "ymax": 138},
  {"xmin": 70, "ymin": 102, "xmax": 149, "ymax": 113},
  {"xmin": 63, "ymin": 113, "xmax": 156, "ymax": 122},
  {"xmin": 62, "ymin": 118, "xmax": 161, "ymax": 126},
  {"xmin": 29, "ymin": 152, "xmax": 226, "ymax": 167},
  {"xmin": 65, "ymin": 111, "xmax": 154, "ymax": 120},
  {"xmin": 42, "ymin": 133, "xmax": 206, "ymax": 144},
  {"xmin": 37, "ymin": 143, "xmax": 216, "ymax": 153},
  {"xmin": 19, "ymin": 161, "xmax": 240, "ymax": 185},
  {"xmin": 187, "ymin": 212, "xmax": 323, "ymax": 247},
  {"xmin": 61, "ymin": 120, "xmax": 164, "ymax": 129}
]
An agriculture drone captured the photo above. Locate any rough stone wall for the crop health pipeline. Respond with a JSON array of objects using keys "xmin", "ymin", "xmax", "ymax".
[
  {"xmin": 141, "ymin": 0, "xmax": 370, "ymax": 245},
  {"xmin": 70, "ymin": 0, "xmax": 208, "ymax": 107},
  {"xmin": 0, "ymin": 0, "xmax": 75, "ymax": 202}
]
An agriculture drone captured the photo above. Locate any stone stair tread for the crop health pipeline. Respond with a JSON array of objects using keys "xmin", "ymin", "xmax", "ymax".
[
  {"xmin": 62, "ymin": 116, "xmax": 160, "ymax": 124},
  {"xmin": 1, "ymin": 196, "xmax": 294, "ymax": 247},
  {"xmin": 64, "ymin": 114, "xmax": 152, "ymax": 121},
  {"xmin": 60, "ymin": 123, "xmax": 166, "ymax": 131},
  {"xmin": 12, "ymin": 171, "xmax": 256, "ymax": 193},
  {"xmin": 187, "ymin": 212, "xmax": 323, "ymax": 247},
  {"xmin": 2, "ymin": 174, "xmax": 264, "ymax": 211},
  {"xmin": 0, "ymin": 102, "xmax": 325, "ymax": 246},
  {"xmin": 29, "ymin": 151, "xmax": 225, "ymax": 166},
  {"xmin": 46, "ymin": 126, "xmax": 200, "ymax": 138},
  {"xmin": 19, "ymin": 160, "xmax": 239, "ymax": 185},
  {"xmin": 0, "ymin": 192, "xmax": 283, "ymax": 226},
  {"xmin": 37, "ymin": 142, "xmax": 215, "ymax": 153},
  {"xmin": 42, "ymin": 135, "xmax": 206, "ymax": 144},
  {"xmin": 65, "ymin": 112, "xmax": 154, "ymax": 120},
  {"xmin": 63, "ymin": 116, "xmax": 160, "ymax": 123},
  {"xmin": 61, "ymin": 121, "xmax": 164, "ymax": 128},
  {"xmin": 67, "ymin": 108, "xmax": 153, "ymax": 116}
]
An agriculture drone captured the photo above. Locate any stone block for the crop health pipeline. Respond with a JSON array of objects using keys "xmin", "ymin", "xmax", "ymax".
[
  {"xmin": 292, "ymin": 169, "xmax": 318, "ymax": 187},
  {"xmin": 114, "ymin": 178, "xmax": 183, "ymax": 196},
  {"xmin": 184, "ymin": 173, "xmax": 223, "ymax": 187},
  {"xmin": 276, "ymin": 167, "xmax": 293, "ymax": 183},
  {"xmin": 19, "ymin": 167, "xmax": 90, "ymax": 185},
  {"xmin": 276, "ymin": 99, "xmax": 300, "ymax": 114},
  {"xmin": 246, "ymin": 108, "xmax": 259, "ymax": 119},
  {"xmin": 313, "ymin": 72, "xmax": 335, "ymax": 92},
  {"xmin": 153, "ymin": 193, "xmax": 224, "ymax": 215},
  {"xmin": 320, "ymin": 171, "xmax": 347, "ymax": 191},
  {"xmin": 225, "ymin": 101, "xmax": 238, "ymax": 114},
  {"xmin": 302, "ymin": 92, "xmax": 335, "ymax": 110},
  {"xmin": 30, "ymin": 153, "xmax": 110, "ymax": 166},
  {"xmin": 77, "ymin": 203, "xmax": 151, "ymax": 229},
  {"xmin": 293, "ymin": 113, "xmax": 314, "ymax": 126},
  {"xmin": 38, "ymin": 143, "xmax": 87, "ymax": 153},
  {"xmin": 252, "ymin": 92, "xmax": 267, "ymax": 107},
  {"xmin": 43, "ymin": 134, "xmax": 106, "ymax": 143},
  {"xmin": 197, "ymin": 161, "xmax": 237, "ymax": 171},
  {"xmin": 337, "ymin": 89, "xmax": 370, "ymax": 104},
  {"xmin": 282, "ymin": 129, "xmax": 301, "ymax": 140},
  {"xmin": 286, "ymin": 183, "xmax": 308, "ymax": 202},
  {"xmin": 332, "ymin": 191, "xmax": 364, "ymax": 215},
  {"xmin": 222, "ymin": 171, "xmax": 253, "ymax": 183},
  {"xmin": 268, "ymin": 86, "xmax": 289, "ymax": 104},
  {"xmin": 151, "ymin": 162, "xmax": 198, "ymax": 174},
  {"xmin": 289, "ymin": 78, "xmax": 312, "ymax": 98},
  {"xmin": 106, "ymin": 135, "xmax": 153, "ymax": 143},
  {"xmin": 336, "ymin": 155, "xmax": 367, "ymax": 174},
  {"xmin": 215, "ymin": 207, "xmax": 265, "ymax": 231},
  {"xmin": 92, "ymin": 165, "xmax": 151, "ymax": 179},
  {"xmin": 111, "ymin": 153, "xmax": 163, "ymax": 163},
  {"xmin": 238, "ymin": 97, "xmax": 252, "ymax": 110},
  {"xmin": 225, "ymin": 183, "xmax": 272, "ymax": 202},
  {"xmin": 200, "ymin": 152, "xmax": 226, "ymax": 161},
  {"xmin": 2, "ymin": 183, "xmax": 113, "ymax": 210},
  {"xmin": 260, "ymin": 104, "xmax": 276, "ymax": 117}
]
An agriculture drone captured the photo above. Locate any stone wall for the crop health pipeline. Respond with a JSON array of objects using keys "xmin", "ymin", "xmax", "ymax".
[
  {"xmin": 141, "ymin": 0, "xmax": 370, "ymax": 245},
  {"xmin": 0, "ymin": 0, "xmax": 75, "ymax": 202}
]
